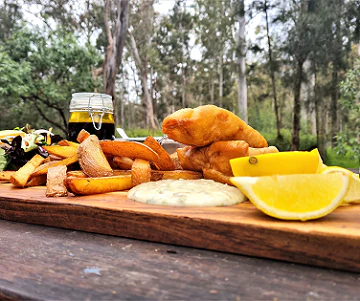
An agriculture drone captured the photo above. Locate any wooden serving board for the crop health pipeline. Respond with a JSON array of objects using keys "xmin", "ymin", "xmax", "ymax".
[{"xmin": 0, "ymin": 182, "xmax": 359, "ymax": 272}]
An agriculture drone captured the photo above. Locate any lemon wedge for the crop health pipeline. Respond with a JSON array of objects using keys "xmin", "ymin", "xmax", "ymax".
[
  {"xmin": 230, "ymin": 173, "xmax": 350, "ymax": 221},
  {"xmin": 319, "ymin": 166, "xmax": 360, "ymax": 205},
  {"xmin": 230, "ymin": 148, "xmax": 322, "ymax": 177}
]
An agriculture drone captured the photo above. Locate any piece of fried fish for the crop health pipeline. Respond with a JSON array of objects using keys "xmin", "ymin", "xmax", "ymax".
[
  {"xmin": 176, "ymin": 140, "xmax": 250, "ymax": 177},
  {"xmin": 162, "ymin": 105, "xmax": 268, "ymax": 147},
  {"xmin": 177, "ymin": 141, "xmax": 279, "ymax": 185}
]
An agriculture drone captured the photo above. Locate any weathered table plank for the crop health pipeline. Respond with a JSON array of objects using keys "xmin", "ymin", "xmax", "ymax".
[
  {"xmin": 0, "ymin": 183, "xmax": 360, "ymax": 272},
  {"xmin": 0, "ymin": 219, "xmax": 359, "ymax": 301}
]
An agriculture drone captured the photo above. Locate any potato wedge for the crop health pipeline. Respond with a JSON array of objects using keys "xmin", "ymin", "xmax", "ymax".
[
  {"xmin": 113, "ymin": 156, "xmax": 134, "ymax": 170},
  {"xmin": 113, "ymin": 169, "xmax": 131, "ymax": 176},
  {"xmin": 78, "ymin": 135, "xmax": 113, "ymax": 177},
  {"xmin": 100, "ymin": 140, "xmax": 159, "ymax": 163},
  {"xmin": 144, "ymin": 136, "xmax": 176, "ymax": 171},
  {"xmin": 202, "ymin": 168, "xmax": 233, "ymax": 186},
  {"xmin": 46, "ymin": 165, "xmax": 68, "ymax": 197},
  {"xmin": 170, "ymin": 152, "xmax": 182, "ymax": 170},
  {"xmin": 0, "ymin": 170, "xmax": 15, "ymax": 182},
  {"xmin": 66, "ymin": 175, "xmax": 132, "ymax": 195},
  {"xmin": 68, "ymin": 169, "xmax": 130, "ymax": 179},
  {"xmin": 43, "ymin": 145, "xmax": 78, "ymax": 159},
  {"xmin": 66, "ymin": 170, "xmax": 88, "ymax": 178},
  {"xmin": 31, "ymin": 155, "xmax": 78, "ymax": 177},
  {"xmin": 150, "ymin": 170, "xmax": 202, "ymax": 181},
  {"xmin": 58, "ymin": 139, "xmax": 80, "ymax": 147},
  {"xmin": 131, "ymin": 158, "xmax": 151, "ymax": 186},
  {"xmin": 26, "ymin": 174, "xmax": 47, "ymax": 187},
  {"xmin": 10, "ymin": 154, "xmax": 45, "ymax": 187},
  {"xmin": 77, "ymin": 129, "xmax": 91, "ymax": 143},
  {"xmin": 112, "ymin": 169, "xmax": 202, "ymax": 181}
]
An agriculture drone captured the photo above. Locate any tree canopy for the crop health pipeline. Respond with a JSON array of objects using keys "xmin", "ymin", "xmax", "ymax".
[{"xmin": 0, "ymin": 0, "xmax": 359, "ymax": 165}]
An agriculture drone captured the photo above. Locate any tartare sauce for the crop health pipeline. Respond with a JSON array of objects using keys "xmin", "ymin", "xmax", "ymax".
[{"xmin": 128, "ymin": 179, "xmax": 246, "ymax": 207}]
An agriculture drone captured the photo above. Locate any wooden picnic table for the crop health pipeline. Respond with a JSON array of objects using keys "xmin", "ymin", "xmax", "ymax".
[{"xmin": 0, "ymin": 218, "xmax": 359, "ymax": 301}]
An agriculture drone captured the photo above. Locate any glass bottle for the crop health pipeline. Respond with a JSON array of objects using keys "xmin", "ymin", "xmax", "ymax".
[{"xmin": 68, "ymin": 93, "xmax": 115, "ymax": 141}]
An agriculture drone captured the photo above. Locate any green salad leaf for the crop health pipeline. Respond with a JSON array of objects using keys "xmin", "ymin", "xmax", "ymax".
[{"xmin": 0, "ymin": 148, "xmax": 7, "ymax": 171}]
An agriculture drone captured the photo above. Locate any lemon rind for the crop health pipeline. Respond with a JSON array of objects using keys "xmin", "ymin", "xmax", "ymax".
[{"xmin": 231, "ymin": 174, "xmax": 350, "ymax": 221}]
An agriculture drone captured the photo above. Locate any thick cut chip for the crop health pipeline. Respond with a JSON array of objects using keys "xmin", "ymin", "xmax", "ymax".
[
  {"xmin": 78, "ymin": 135, "xmax": 113, "ymax": 177},
  {"xmin": 100, "ymin": 140, "xmax": 160, "ymax": 163},
  {"xmin": 231, "ymin": 173, "xmax": 350, "ymax": 221},
  {"xmin": 66, "ymin": 175, "xmax": 132, "ymax": 195},
  {"xmin": 58, "ymin": 140, "xmax": 80, "ymax": 147},
  {"xmin": 144, "ymin": 136, "xmax": 176, "ymax": 170},
  {"xmin": 151, "ymin": 170, "xmax": 202, "ymax": 181},
  {"xmin": 26, "ymin": 174, "xmax": 47, "ymax": 187},
  {"xmin": 46, "ymin": 165, "xmax": 68, "ymax": 197},
  {"xmin": 31, "ymin": 155, "xmax": 78, "ymax": 177},
  {"xmin": 10, "ymin": 154, "xmax": 45, "ymax": 187},
  {"xmin": 0, "ymin": 171, "xmax": 15, "ymax": 182},
  {"xmin": 43, "ymin": 145, "xmax": 78, "ymax": 159},
  {"xmin": 113, "ymin": 156, "xmax": 134, "ymax": 170},
  {"xmin": 77, "ymin": 129, "xmax": 91, "ymax": 143},
  {"xmin": 131, "ymin": 158, "xmax": 151, "ymax": 186}
]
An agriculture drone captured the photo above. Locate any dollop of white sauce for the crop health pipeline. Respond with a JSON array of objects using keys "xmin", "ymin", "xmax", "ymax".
[{"xmin": 128, "ymin": 179, "xmax": 246, "ymax": 207}]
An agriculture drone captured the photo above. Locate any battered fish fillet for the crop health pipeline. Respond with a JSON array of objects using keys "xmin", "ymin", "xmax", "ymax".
[
  {"xmin": 248, "ymin": 146, "xmax": 279, "ymax": 156},
  {"xmin": 162, "ymin": 105, "xmax": 268, "ymax": 148},
  {"xmin": 177, "ymin": 140, "xmax": 249, "ymax": 176},
  {"xmin": 177, "ymin": 142, "xmax": 279, "ymax": 185}
]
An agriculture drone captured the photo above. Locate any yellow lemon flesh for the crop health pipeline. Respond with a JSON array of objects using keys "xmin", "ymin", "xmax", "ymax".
[
  {"xmin": 230, "ymin": 173, "xmax": 350, "ymax": 221},
  {"xmin": 319, "ymin": 166, "xmax": 360, "ymax": 205},
  {"xmin": 230, "ymin": 148, "xmax": 322, "ymax": 177}
]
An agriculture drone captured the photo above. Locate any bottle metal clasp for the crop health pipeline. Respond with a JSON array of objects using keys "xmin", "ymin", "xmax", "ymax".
[{"xmin": 87, "ymin": 93, "xmax": 105, "ymax": 130}]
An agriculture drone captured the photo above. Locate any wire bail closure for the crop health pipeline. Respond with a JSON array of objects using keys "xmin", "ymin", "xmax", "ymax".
[{"xmin": 87, "ymin": 93, "xmax": 105, "ymax": 130}]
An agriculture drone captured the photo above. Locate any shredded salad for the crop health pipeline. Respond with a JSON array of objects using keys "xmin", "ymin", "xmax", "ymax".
[{"xmin": 0, "ymin": 125, "xmax": 63, "ymax": 171}]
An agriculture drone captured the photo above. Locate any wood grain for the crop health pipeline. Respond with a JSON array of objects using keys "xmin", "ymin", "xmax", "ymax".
[
  {"xmin": 1, "ymin": 219, "xmax": 359, "ymax": 301},
  {"xmin": 0, "ymin": 183, "xmax": 359, "ymax": 272}
]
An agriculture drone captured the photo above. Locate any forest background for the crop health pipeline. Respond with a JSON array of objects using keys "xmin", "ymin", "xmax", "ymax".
[{"xmin": 0, "ymin": 0, "xmax": 359, "ymax": 168}]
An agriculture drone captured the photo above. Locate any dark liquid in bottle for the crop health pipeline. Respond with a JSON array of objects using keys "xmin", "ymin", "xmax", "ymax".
[{"xmin": 68, "ymin": 122, "xmax": 115, "ymax": 141}]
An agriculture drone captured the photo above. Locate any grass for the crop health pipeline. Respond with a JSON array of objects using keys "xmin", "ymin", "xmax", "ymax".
[
  {"xmin": 115, "ymin": 127, "xmax": 163, "ymax": 139},
  {"xmin": 324, "ymin": 148, "xmax": 360, "ymax": 168}
]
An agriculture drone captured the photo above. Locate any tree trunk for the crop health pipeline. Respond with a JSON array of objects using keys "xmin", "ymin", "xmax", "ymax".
[
  {"xmin": 210, "ymin": 79, "xmax": 215, "ymax": 105},
  {"xmin": 313, "ymin": 66, "xmax": 326, "ymax": 160},
  {"xmin": 264, "ymin": 0, "xmax": 281, "ymax": 141},
  {"xmin": 291, "ymin": 60, "xmax": 304, "ymax": 151},
  {"xmin": 102, "ymin": 0, "xmax": 129, "ymax": 125},
  {"xmin": 182, "ymin": 75, "xmax": 186, "ymax": 108},
  {"xmin": 315, "ymin": 87, "xmax": 327, "ymax": 161},
  {"xmin": 237, "ymin": 0, "xmax": 247, "ymax": 123},
  {"xmin": 330, "ymin": 0, "xmax": 343, "ymax": 147},
  {"xmin": 301, "ymin": 59, "xmax": 316, "ymax": 134},
  {"xmin": 218, "ymin": 55, "xmax": 223, "ymax": 107},
  {"xmin": 330, "ymin": 68, "xmax": 339, "ymax": 147},
  {"xmin": 129, "ymin": 32, "xmax": 156, "ymax": 129}
]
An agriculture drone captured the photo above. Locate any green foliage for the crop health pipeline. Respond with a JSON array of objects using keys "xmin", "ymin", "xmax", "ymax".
[
  {"xmin": 263, "ymin": 128, "xmax": 317, "ymax": 152},
  {"xmin": 0, "ymin": 52, "xmax": 32, "ymax": 95},
  {"xmin": 120, "ymin": 128, "xmax": 163, "ymax": 138},
  {"xmin": 0, "ymin": 26, "xmax": 101, "ymax": 133},
  {"xmin": 334, "ymin": 132, "xmax": 360, "ymax": 165},
  {"xmin": 325, "ymin": 147, "xmax": 359, "ymax": 168},
  {"xmin": 340, "ymin": 58, "xmax": 360, "ymax": 112}
]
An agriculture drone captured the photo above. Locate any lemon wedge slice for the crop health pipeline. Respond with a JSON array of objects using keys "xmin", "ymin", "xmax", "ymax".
[
  {"xmin": 319, "ymin": 166, "xmax": 360, "ymax": 205},
  {"xmin": 230, "ymin": 148, "xmax": 322, "ymax": 177},
  {"xmin": 230, "ymin": 173, "xmax": 350, "ymax": 221}
]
